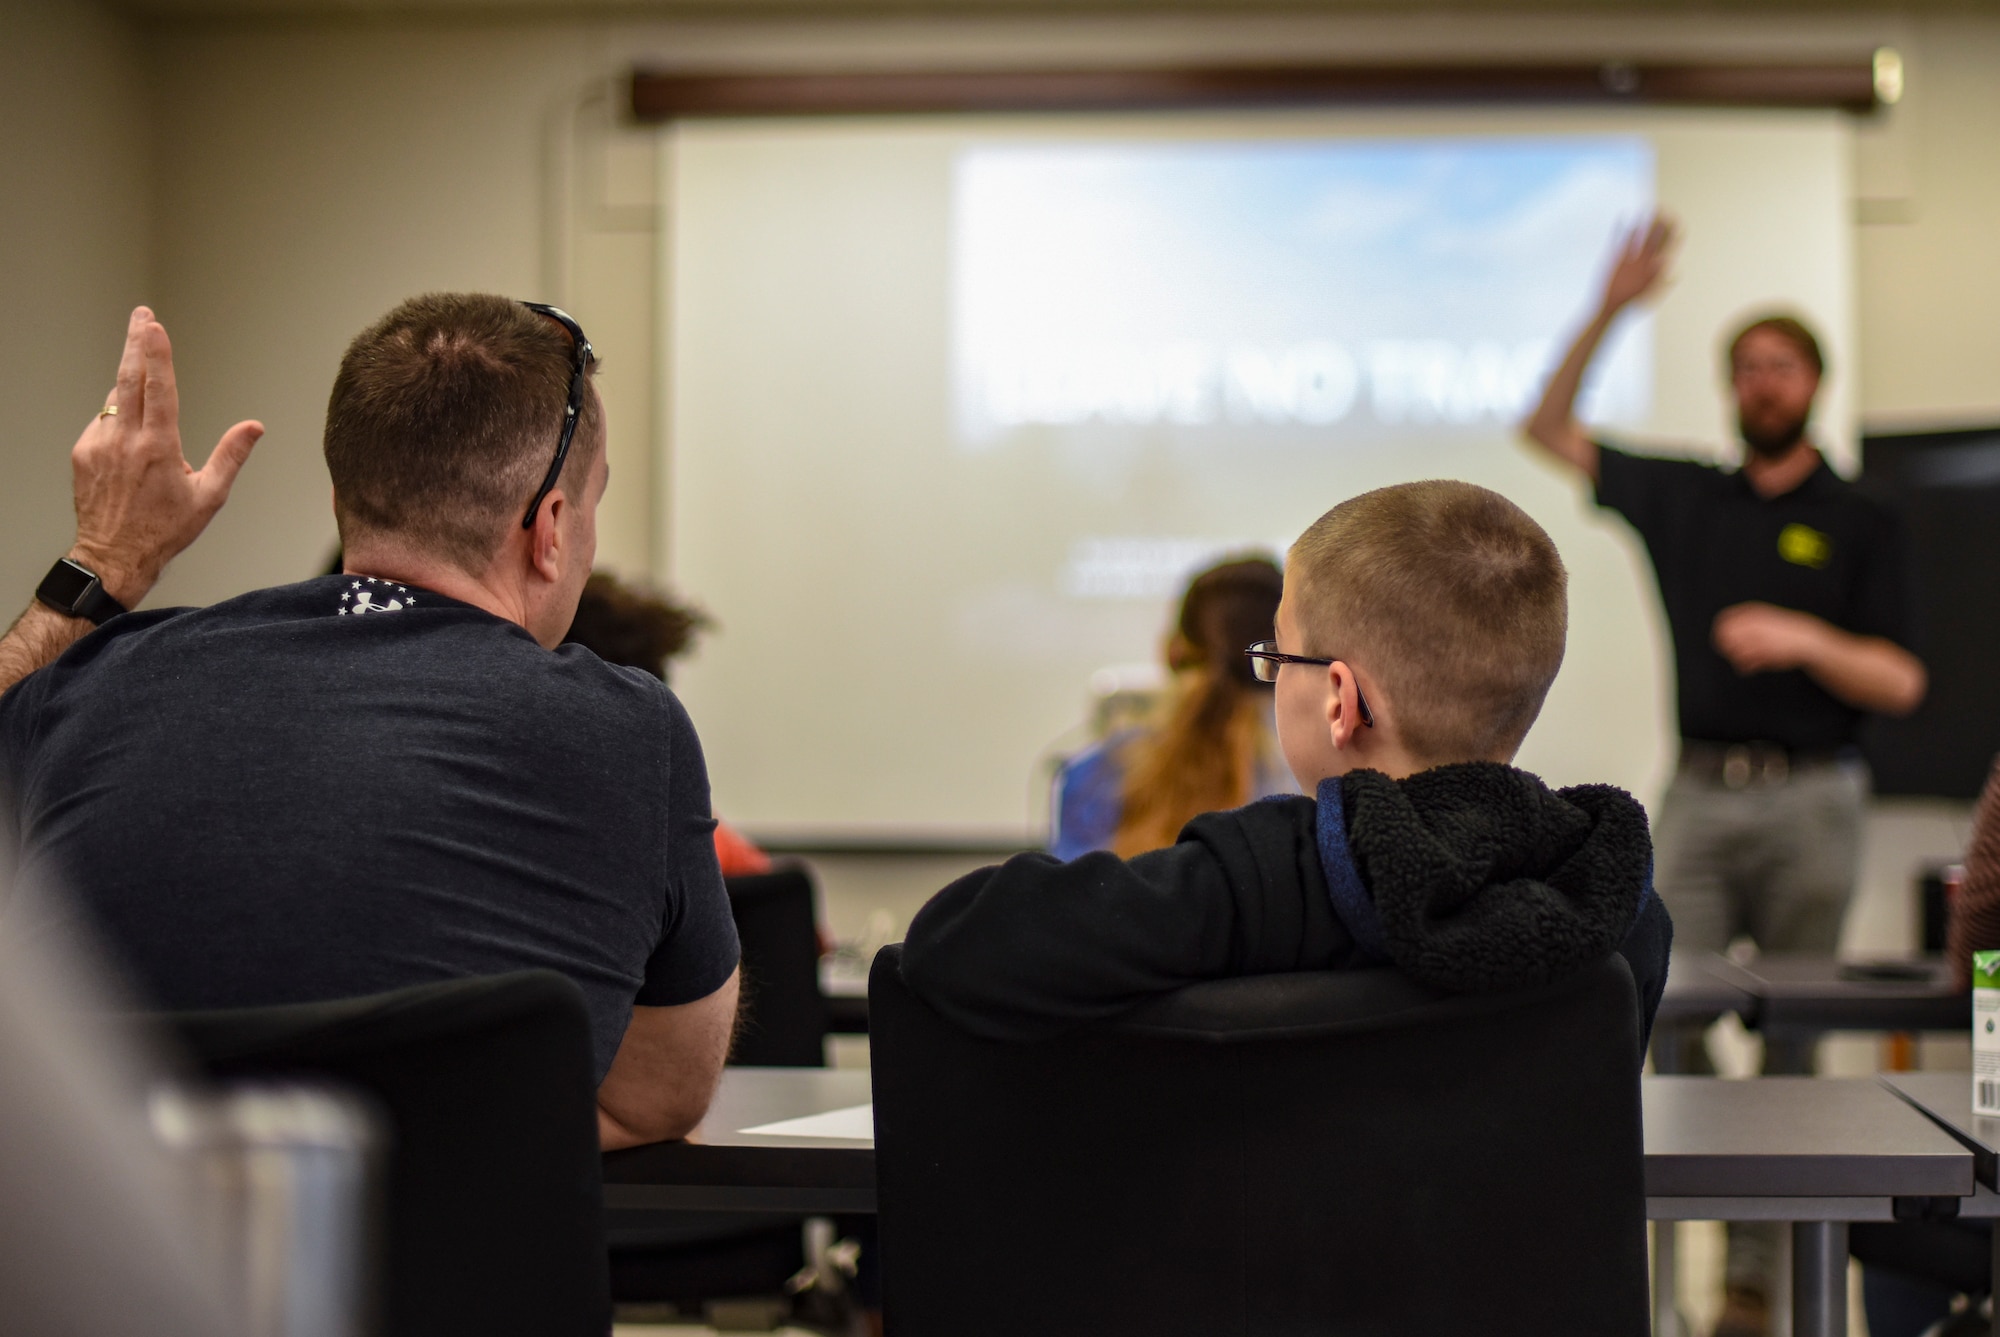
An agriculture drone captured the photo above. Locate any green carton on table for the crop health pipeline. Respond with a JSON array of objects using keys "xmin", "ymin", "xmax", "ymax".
[{"xmin": 1975, "ymin": 950, "xmax": 2000, "ymax": 1114}]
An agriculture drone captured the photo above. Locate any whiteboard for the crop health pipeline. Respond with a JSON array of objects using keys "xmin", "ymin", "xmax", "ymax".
[{"xmin": 659, "ymin": 108, "xmax": 1853, "ymax": 841}]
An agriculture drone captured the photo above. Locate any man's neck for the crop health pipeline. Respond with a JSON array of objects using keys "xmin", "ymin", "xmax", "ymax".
[
  {"xmin": 1740, "ymin": 440, "xmax": 1822, "ymax": 499},
  {"xmin": 342, "ymin": 546, "xmax": 531, "ymax": 632}
]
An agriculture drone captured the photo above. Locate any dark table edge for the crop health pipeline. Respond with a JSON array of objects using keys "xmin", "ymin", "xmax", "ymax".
[
  {"xmin": 605, "ymin": 1184, "xmax": 879, "ymax": 1213},
  {"xmin": 604, "ymin": 1140, "xmax": 876, "ymax": 1186},
  {"xmin": 1759, "ymin": 999, "xmax": 1971, "ymax": 1032},
  {"xmin": 1642, "ymin": 1150, "xmax": 1972, "ymax": 1199},
  {"xmin": 1879, "ymin": 1073, "xmax": 2000, "ymax": 1189},
  {"xmin": 609, "ymin": 1143, "xmax": 1970, "ymax": 1208},
  {"xmin": 1698, "ymin": 955, "xmax": 1968, "ymax": 1033},
  {"xmin": 1663, "ymin": 957, "xmax": 1758, "ymax": 1025}
]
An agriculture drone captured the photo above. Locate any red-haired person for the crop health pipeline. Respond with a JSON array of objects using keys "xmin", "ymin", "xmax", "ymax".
[{"xmin": 1051, "ymin": 557, "xmax": 1294, "ymax": 861}]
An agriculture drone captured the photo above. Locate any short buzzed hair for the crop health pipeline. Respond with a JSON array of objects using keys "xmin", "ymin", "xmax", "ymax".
[
  {"xmin": 1288, "ymin": 481, "xmax": 1566, "ymax": 764},
  {"xmin": 1728, "ymin": 314, "xmax": 1825, "ymax": 378},
  {"xmin": 324, "ymin": 293, "xmax": 602, "ymax": 573}
]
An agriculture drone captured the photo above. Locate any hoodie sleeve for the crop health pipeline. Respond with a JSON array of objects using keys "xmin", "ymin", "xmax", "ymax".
[
  {"xmin": 1619, "ymin": 886, "xmax": 1672, "ymax": 1054},
  {"xmin": 900, "ymin": 796, "xmax": 1352, "ymax": 1041}
]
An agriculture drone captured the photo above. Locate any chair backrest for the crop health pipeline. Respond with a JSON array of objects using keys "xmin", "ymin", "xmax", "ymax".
[
  {"xmin": 726, "ymin": 867, "xmax": 828, "ymax": 1067},
  {"xmin": 162, "ymin": 970, "xmax": 610, "ymax": 1337},
  {"xmin": 870, "ymin": 945, "xmax": 1650, "ymax": 1337}
]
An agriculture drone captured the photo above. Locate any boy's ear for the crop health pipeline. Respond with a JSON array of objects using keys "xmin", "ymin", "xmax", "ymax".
[
  {"xmin": 1324, "ymin": 662, "xmax": 1353, "ymax": 749},
  {"xmin": 1325, "ymin": 661, "xmax": 1374, "ymax": 751}
]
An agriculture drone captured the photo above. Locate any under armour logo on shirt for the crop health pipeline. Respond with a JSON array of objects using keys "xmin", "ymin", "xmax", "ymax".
[{"xmin": 338, "ymin": 577, "xmax": 416, "ymax": 616}]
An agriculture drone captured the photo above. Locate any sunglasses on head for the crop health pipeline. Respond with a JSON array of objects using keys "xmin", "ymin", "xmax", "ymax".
[{"xmin": 518, "ymin": 302, "xmax": 595, "ymax": 530}]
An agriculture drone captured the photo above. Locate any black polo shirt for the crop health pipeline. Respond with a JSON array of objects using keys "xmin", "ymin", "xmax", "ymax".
[{"xmin": 1594, "ymin": 443, "xmax": 1914, "ymax": 752}]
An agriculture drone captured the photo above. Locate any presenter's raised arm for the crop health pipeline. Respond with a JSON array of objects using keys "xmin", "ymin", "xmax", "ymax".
[
  {"xmin": 0, "ymin": 308, "xmax": 262, "ymax": 694},
  {"xmin": 1712, "ymin": 602, "xmax": 1928, "ymax": 717},
  {"xmin": 1519, "ymin": 214, "xmax": 1677, "ymax": 484}
]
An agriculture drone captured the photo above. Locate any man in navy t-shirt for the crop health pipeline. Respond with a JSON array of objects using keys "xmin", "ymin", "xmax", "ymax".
[{"xmin": 0, "ymin": 297, "xmax": 740, "ymax": 1150}]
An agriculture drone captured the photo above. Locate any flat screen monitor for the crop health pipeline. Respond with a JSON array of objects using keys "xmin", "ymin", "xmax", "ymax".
[{"xmin": 1859, "ymin": 425, "xmax": 2000, "ymax": 800}]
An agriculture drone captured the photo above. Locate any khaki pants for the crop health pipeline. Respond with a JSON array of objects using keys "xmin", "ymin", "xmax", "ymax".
[{"xmin": 1651, "ymin": 754, "xmax": 1869, "ymax": 1294}]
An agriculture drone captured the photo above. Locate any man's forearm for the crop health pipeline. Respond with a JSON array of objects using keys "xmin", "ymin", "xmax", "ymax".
[
  {"xmin": 0, "ymin": 545, "xmax": 156, "ymax": 696},
  {"xmin": 1521, "ymin": 218, "xmax": 1673, "ymax": 480},
  {"xmin": 1519, "ymin": 306, "xmax": 1612, "ymax": 481},
  {"xmin": 596, "ymin": 971, "xmax": 741, "ymax": 1150},
  {"xmin": 0, "ymin": 603, "xmax": 93, "ymax": 696},
  {"xmin": 598, "ymin": 1105, "xmax": 668, "ymax": 1152},
  {"xmin": 1802, "ymin": 627, "xmax": 1927, "ymax": 717}
]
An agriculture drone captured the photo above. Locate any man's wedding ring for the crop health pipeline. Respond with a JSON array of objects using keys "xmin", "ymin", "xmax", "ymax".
[{"xmin": 98, "ymin": 403, "xmax": 118, "ymax": 418}]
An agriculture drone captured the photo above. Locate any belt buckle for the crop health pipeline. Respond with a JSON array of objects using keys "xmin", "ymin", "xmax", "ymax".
[{"xmin": 1723, "ymin": 745, "xmax": 1753, "ymax": 790}]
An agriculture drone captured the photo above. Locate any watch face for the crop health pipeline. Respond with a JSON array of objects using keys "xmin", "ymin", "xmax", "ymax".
[{"xmin": 37, "ymin": 559, "xmax": 97, "ymax": 610}]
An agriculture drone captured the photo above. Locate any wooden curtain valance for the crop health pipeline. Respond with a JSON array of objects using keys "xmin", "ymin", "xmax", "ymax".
[{"xmin": 631, "ymin": 55, "xmax": 1892, "ymax": 121}]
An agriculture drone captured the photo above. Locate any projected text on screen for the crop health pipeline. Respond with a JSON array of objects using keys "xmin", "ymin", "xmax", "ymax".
[{"xmin": 953, "ymin": 137, "xmax": 1655, "ymax": 447}]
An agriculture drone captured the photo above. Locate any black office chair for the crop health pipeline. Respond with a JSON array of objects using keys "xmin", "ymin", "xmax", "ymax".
[
  {"xmin": 161, "ymin": 970, "xmax": 610, "ymax": 1337},
  {"xmin": 870, "ymin": 944, "xmax": 1651, "ymax": 1337},
  {"xmin": 726, "ymin": 867, "xmax": 829, "ymax": 1067}
]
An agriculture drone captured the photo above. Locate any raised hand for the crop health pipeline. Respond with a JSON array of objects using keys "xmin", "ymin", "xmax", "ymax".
[
  {"xmin": 69, "ymin": 307, "xmax": 263, "ymax": 606},
  {"xmin": 1519, "ymin": 215, "xmax": 1678, "ymax": 481},
  {"xmin": 1598, "ymin": 214, "xmax": 1677, "ymax": 317}
]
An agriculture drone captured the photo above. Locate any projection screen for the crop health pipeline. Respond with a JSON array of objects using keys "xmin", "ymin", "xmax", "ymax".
[{"xmin": 659, "ymin": 108, "xmax": 1853, "ymax": 842}]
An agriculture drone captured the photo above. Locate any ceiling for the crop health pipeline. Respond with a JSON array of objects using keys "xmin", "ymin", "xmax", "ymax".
[{"xmin": 105, "ymin": 0, "xmax": 1992, "ymax": 20}]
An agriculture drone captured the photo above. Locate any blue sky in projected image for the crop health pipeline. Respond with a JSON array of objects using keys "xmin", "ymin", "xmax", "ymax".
[{"xmin": 953, "ymin": 137, "xmax": 1655, "ymax": 443}]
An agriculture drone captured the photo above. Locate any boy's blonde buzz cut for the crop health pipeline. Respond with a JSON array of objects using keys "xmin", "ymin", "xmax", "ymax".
[{"xmin": 1288, "ymin": 480, "xmax": 1567, "ymax": 765}]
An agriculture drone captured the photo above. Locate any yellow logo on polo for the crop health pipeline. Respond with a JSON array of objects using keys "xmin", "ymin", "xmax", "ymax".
[{"xmin": 1778, "ymin": 523, "xmax": 1833, "ymax": 569}]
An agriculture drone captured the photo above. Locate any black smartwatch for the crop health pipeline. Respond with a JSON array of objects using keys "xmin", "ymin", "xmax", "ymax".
[{"xmin": 36, "ymin": 557, "xmax": 127, "ymax": 626}]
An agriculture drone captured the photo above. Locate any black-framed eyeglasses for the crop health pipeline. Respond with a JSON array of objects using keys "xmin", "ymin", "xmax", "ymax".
[
  {"xmin": 519, "ymin": 301, "xmax": 595, "ymax": 529},
  {"xmin": 1245, "ymin": 640, "xmax": 1375, "ymax": 728}
]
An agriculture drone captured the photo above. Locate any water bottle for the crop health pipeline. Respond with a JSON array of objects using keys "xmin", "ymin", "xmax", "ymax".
[{"xmin": 152, "ymin": 1082, "xmax": 378, "ymax": 1337}]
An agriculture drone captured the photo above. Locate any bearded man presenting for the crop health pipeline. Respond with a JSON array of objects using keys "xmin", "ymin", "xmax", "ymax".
[{"xmin": 1521, "ymin": 216, "xmax": 1926, "ymax": 1335}]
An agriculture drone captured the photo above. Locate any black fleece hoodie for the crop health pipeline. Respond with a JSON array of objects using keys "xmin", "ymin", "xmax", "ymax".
[{"xmin": 901, "ymin": 762, "xmax": 1671, "ymax": 1054}]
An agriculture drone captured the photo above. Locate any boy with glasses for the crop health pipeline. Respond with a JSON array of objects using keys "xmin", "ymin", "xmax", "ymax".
[{"xmin": 900, "ymin": 479, "xmax": 1671, "ymax": 1048}]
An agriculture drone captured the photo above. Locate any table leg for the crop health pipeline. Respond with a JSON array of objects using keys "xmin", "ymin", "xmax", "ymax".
[
  {"xmin": 1791, "ymin": 1221, "xmax": 1847, "ymax": 1337},
  {"xmin": 1652, "ymin": 1221, "xmax": 1688, "ymax": 1337},
  {"xmin": 1991, "ymin": 1219, "xmax": 1999, "ymax": 1337}
]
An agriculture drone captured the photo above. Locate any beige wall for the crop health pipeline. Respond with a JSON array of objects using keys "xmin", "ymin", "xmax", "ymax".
[
  {"xmin": 2, "ymin": 3, "xmax": 1990, "ymax": 926},
  {"xmin": 0, "ymin": 0, "xmax": 152, "ymax": 600},
  {"xmin": 8, "ymin": 7, "xmax": 1969, "ymax": 613},
  {"xmin": 1855, "ymin": 16, "xmax": 2000, "ymax": 426},
  {"xmin": 146, "ymin": 23, "xmax": 616, "ymax": 602}
]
